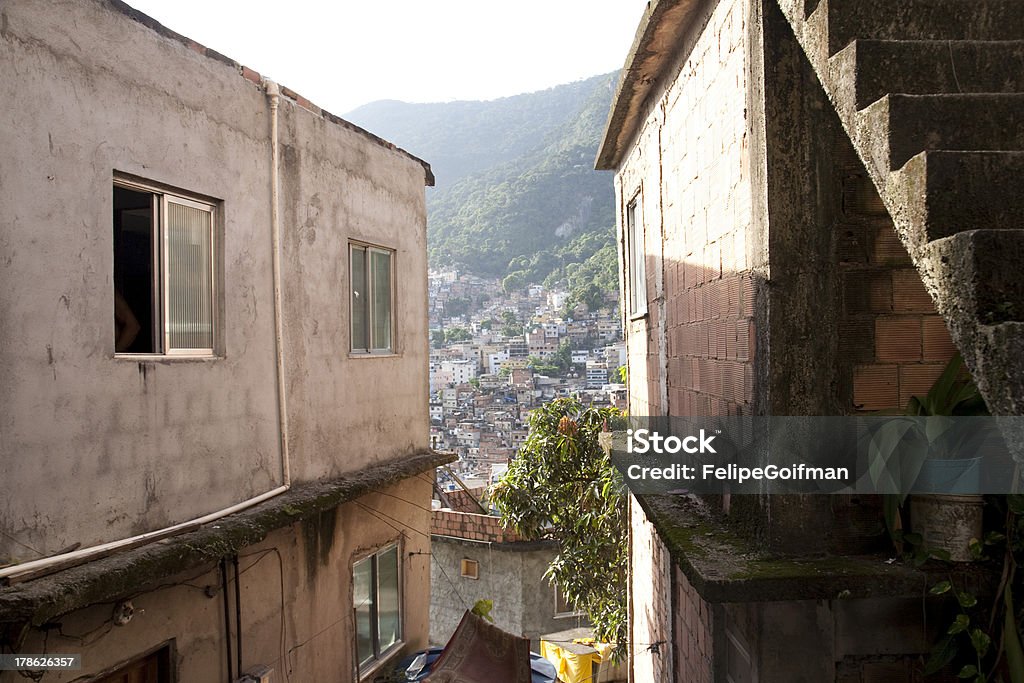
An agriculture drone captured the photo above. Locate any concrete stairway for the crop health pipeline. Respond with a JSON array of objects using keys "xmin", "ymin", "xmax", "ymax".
[{"xmin": 776, "ymin": 0, "xmax": 1024, "ymax": 415}]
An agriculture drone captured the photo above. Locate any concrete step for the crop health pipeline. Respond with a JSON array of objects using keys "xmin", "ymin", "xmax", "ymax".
[
  {"xmin": 833, "ymin": 40, "xmax": 1024, "ymax": 109},
  {"xmin": 818, "ymin": 0, "xmax": 1024, "ymax": 55},
  {"xmin": 893, "ymin": 151, "xmax": 1024, "ymax": 247},
  {"xmin": 858, "ymin": 93, "xmax": 1024, "ymax": 174},
  {"xmin": 919, "ymin": 229, "xmax": 1024, "ymax": 325}
]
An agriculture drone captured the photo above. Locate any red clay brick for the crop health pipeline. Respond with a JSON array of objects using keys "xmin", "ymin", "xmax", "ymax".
[
  {"xmin": 875, "ymin": 316, "xmax": 922, "ymax": 361},
  {"xmin": 899, "ymin": 363, "xmax": 946, "ymax": 410},
  {"xmin": 892, "ymin": 269, "xmax": 934, "ymax": 313},
  {"xmin": 922, "ymin": 315, "xmax": 957, "ymax": 360},
  {"xmin": 872, "ymin": 226, "xmax": 913, "ymax": 266},
  {"xmin": 844, "ymin": 271, "xmax": 893, "ymax": 313},
  {"xmin": 853, "ymin": 364, "xmax": 899, "ymax": 410}
]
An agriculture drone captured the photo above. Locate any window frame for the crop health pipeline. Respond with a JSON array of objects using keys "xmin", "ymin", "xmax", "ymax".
[
  {"xmin": 553, "ymin": 583, "xmax": 585, "ymax": 619},
  {"xmin": 625, "ymin": 194, "xmax": 647, "ymax": 319},
  {"xmin": 113, "ymin": 176, "xmax": 219, "ymax": 358},
  {"xmin": 349, "ymin": 241, "xmax": 396, "ymax": 355},
  {"xmin": 353, "ymin": 542, "xmax": 404, "ymax": 676}
]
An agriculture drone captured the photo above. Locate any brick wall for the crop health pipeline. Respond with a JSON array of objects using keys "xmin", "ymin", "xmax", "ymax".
[
  {"xmin": 439, "ymin": 486, "xmax": 487, "ymax": 513},
  {"xmin": 674, "ymin": 567, "xmax": 714, "ymax": 683},
  {"xmin": 833, "ymin": 138, "xmax": 958, "ymax": 412},
  {"xmin": 430, "ymin": 509, "xmax": 524, "ymax": 544}
]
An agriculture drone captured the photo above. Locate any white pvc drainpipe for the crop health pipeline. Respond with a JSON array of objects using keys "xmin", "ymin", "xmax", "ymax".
[{"xmin": 0, "ymin": 80, "xmax": 293, "ymax": 583}]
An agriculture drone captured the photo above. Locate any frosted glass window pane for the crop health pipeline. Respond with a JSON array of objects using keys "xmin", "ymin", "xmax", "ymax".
[
  {"xmin": 377, "ymin": 546, "xmax": 400, "ymax": 651},
  {"xmin": 353, "ymin": 557, "xmax": 375, "ymax": 667},
  {"xmin": 351, "ymin": 246, "xmax": 368, "ymax": 351},
  {"xmin": 166, "ymin": 199, "xmax": 213, "ymax": 350},
  {"xmin": 370, "ymin": 250, "xmax": 392, "ymax": 351}
]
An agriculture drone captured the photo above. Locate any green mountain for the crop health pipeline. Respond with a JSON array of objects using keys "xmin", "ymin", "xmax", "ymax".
[{"xmin": 345, "ymin": 73, "xmax": 618, "ymax": 294}]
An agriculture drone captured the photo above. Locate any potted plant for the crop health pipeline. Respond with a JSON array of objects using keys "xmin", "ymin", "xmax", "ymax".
[{"xmin": 867, "ymin": 353, "xmax": 990, "ymax": 561}]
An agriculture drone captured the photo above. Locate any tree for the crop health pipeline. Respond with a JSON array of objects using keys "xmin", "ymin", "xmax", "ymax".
[
  {"xmin": 490, "ymin": 397, "xmax": 627, "ymax": 659},
  {"xmin": 445, "ymin": 327, "xmax": 472, "ymax": 343},
  {"xmin": 500, "ymin": 310, "xmax": 522, "ymax": 338}
]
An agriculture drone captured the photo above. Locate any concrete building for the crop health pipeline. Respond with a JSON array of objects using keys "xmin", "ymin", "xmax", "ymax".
[
  {"xmin": 429, "ymin": 492, "xmax": 587, "ymax": 652},
  {"xmin": 597, "ymin": 0, "xmax": 1024, "ymax": 681},
  {"xmin": 585, "ymin": 361, "xmax": 609, "ymax": 389},
  {"xmin": 0, "ymin": 2, "xmax": 448, "ymax": 681}
]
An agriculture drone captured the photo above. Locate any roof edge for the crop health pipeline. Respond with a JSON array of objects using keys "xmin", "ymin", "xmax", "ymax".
[
  {"xmin": 0, "ymin": 450, "xmax": 454, "ymax": 626},
  {"xmin": 595, "ymin": 0, "xmax": 706, "ymax": 171},
  {"xmin": 106, "ymin": 0, "xmax": 434, "ymax": 186}
]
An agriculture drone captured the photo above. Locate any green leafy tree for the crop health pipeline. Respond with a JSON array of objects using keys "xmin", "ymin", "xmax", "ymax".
[
  {"xmin": 500, "ymin": 310, "xmax": 522, "ymax": 338},
  {"xmin": 490, "ymin": 397, "xmax": 627, "ymax": 659},
  {"xmin": 445, "ymin": 327, "xmax": 472, "ymax": 343},
  {"xmin": 430, "ymin": 329, "xmax": 446, "ymax": 349},
  {"xmin": 552, "ymin": 340, "xmax": 573, "ymax": 374}
]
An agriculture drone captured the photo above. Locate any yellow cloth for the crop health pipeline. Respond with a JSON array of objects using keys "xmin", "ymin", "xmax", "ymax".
[{"xmin": 540, "ymin": 640, "xmax": 600, "ymax": 683}]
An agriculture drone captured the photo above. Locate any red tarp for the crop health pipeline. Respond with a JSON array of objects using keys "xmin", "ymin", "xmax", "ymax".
[{"xmin": 423, "ymin": 610, "xmax": 532, "ymax": 683}]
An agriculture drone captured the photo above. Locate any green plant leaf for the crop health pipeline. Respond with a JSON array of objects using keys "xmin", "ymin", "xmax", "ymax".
[
  {"xmin": 958, "ymin": 664, "xmax": 978, "ymax": 679},
  {"xmin": 957, "ymin": 591, "xmax": 978, "ymax": 609},
  {"xmin": 949, "ymin": 613, "xmax": 970, "ymax": 634},
  {"xmin": 924, "ymin": 635, "xmax": 959, "ymax": 675},
  {"xmin": 970, "ymin": 628, "xmax": 992, "ymax": 658},
  {"xmin": 931, "ymin": 580, "xmax": 953, "ymax": 595},
  {"xmin": 904, "ymin": 532, "xmax": 924, "ymax": 546}
]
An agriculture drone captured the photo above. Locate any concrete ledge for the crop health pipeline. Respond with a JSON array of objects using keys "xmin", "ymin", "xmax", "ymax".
[
  {"xmin": 636, "ymin": 494, "xmax": 932, "ymax": 603},
  {"xmin": 0, "ymin": 450, "xmax": 454, "ymax": 627}
]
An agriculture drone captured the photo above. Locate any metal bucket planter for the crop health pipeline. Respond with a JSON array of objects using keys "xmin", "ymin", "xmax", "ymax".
[{"xmin": 909, "ymin": 457, "xmax": 984, "ymax": 562}]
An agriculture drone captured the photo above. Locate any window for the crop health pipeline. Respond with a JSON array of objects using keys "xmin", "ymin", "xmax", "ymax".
[
  {"xmin": 460, "ymin": 558, "xmax": 479, "ymax": 579},
  {"xmin": 113, "ymin": 180, "xmax": 217, "ymax": 355},
  {"xmin": 350, "ymin": 243, "xmax": 394, "ymax": 353},
  {"xmin": 626, "ymin": 196, "xmax": 647, "ymax": 317},
  {"xmin": 554, "ymin": 584, "xmax": 584, "ymax": 618},
  {"xmin": 93, "ymin": 644, "xmax": 172, "ymax": 683},
  {"xmin": 354, "ymin": 543, "xmax": 402, "ymax": 672}
]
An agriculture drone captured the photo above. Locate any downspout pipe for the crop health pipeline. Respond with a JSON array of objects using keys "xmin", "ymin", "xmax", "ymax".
[
  {"xmin": 264, "ymin": 78, "xmax": 292, "ymax": 489},
  {"xmin": 0, "ymin": 79, "xmax": 294, "ymax": 584}
]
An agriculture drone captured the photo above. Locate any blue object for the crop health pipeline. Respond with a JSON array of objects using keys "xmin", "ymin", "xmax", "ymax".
[{"xmin": 396, "ymin": 648, "xmax": 556, "ymax": 682}]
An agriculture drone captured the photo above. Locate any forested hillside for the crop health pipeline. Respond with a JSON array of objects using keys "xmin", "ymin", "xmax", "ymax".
[{"xmin": 346, "ymin": 73, "xmax": 618, "ymax": 298}]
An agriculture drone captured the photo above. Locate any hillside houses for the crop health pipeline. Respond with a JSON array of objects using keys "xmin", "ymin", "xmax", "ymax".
[{"xmin": 427, "ymin": 271, "xmax": 626, "ymax": 486}]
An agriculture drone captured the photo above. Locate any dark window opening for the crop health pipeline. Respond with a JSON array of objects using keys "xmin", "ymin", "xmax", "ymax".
[{"xmin": 113, "ymin": 186, "xmax": 156, "ymax": 353}]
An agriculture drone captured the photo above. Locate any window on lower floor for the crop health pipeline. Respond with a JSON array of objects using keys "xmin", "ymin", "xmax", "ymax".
[
  {"xmin": 350, "ymin": 242, "xmax": 394, "ymax": 353},
  {"xmin": 113, "ymin": 180, "xmax": 217, "ymax": 355},
  {"xmin": 554, "ymin": 583, "xmax": 583, "ymax": 618},
  {"xmin": 354, "ymin": 543, "xmax": 402, "ymax": 672},
  {"xmin": 93, "ymin": 644, "xmax": 172, "ymax": 683}
]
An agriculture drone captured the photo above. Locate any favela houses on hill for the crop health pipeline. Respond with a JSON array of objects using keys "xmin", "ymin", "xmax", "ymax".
[{"xmin": 3, "ymin": 1, "xmax": 1024, "ymax": 682}]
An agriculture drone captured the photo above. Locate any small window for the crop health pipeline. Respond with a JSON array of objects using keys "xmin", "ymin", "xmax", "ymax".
[
  {"xmin": 554, "ymin": 584, "xmax": 583, "ymax": 618},
  {"xmin": 626, "ymin": 196, "xmax": 647, "ymax": 317},
  {"xmin": 354, "ymin": 543, "xmax": 402, "ymax": 673},
  {"xmin": 93, "ymin": 643, "xmax": 172, "ymax": 683},
  {"xmin": 350, "ymin": 243, "xmax": 394, "ymax": 353},
  {"xmin": 460, "ymin": 558, "xmax": 479, "ymax": 579},
  {"xmin": 113, "ymin": 180, "xmax": 217, "ymax": 355}
]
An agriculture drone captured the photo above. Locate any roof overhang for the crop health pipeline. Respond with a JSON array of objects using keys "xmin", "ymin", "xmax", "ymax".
[{"xmin": 595, "ymin": 0, "xmax": 706, "ymax": 171}]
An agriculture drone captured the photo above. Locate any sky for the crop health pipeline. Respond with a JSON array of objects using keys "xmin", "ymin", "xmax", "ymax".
[{"xmin": 124, "ymin": 1, "xmax": 649, "ymax": 115}]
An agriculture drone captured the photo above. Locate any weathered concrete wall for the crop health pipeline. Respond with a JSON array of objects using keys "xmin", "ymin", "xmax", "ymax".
[
  {"xmin": 6, "ymin": 477, "xmax": 433, "ymax": 682},
  {"xmin": 0, "ymin": 0, "xmax": 429, "ymax": 563},
  {"xmin": 429, "ymin": 535, "xmax": 577, "ymax": 651}
]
